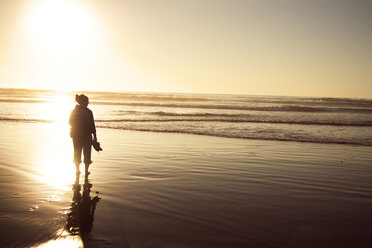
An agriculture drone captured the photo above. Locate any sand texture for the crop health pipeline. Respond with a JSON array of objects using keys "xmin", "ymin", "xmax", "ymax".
[{"xmin": 0, "ymin": 122, "xmax": 372, "ymax": 247}]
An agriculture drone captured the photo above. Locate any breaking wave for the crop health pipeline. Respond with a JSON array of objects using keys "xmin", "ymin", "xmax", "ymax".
[
  {"xmin": 1, "ymin": 99, "xmax": 372, "ymax": 113},
  {"xmin": 97, "ymin": 124, "xmax": 372, "ymax": 147},
  {"xmin": 1, "ymin": 116, "xmax": 371, "ymax": 127}
]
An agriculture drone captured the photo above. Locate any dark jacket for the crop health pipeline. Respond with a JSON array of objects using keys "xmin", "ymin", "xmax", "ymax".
[{"xmin": 69, "ymin": 105, "xmax": 96, "ymax": 139}]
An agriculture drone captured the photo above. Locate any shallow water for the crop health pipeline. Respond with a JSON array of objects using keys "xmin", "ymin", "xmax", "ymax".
[
  {"xmin": 1, "ymin": 88, "xmax": 372, "ymax": 146},
  {"xmin": 1, "ymin": 122, "xmax": 372, "ymax": 247}
]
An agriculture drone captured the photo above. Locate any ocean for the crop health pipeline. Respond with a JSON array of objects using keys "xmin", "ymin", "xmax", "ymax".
[{"xmin": 1, "ymin": 88, "xmax": 371, "ymax": 146}]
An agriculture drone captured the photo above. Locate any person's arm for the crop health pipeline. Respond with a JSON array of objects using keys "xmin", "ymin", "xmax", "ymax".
[
  {"xmin": 69, "ymin": 109, "xmax": 76, "ymax": 138},
  {"xmin": 91, "ymin": 111, "xmax": 97, "ymax": 140},
  {"xmin": 69, "ymin": 110, "xmax": 73, "ymax": 126}
]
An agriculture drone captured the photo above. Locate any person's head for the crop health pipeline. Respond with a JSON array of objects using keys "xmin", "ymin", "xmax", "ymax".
[{"xmin": 75, "ymin": 94, "xmax": 89, "ymax": 107}]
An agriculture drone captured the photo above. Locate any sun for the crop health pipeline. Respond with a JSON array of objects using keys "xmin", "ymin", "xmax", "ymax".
[
  {"xmin": 10, "ymin": 0, "xmax": 151, "ymax": 92},
  {"xmin": 24, "ymin": 0, "xmax": 100, "ymax": 62},
  {"xmin": 15, "ymin": 0, "xmax": 109, "ymax": 91}
]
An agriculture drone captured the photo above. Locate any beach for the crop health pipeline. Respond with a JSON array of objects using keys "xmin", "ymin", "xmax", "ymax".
[
  {"xmin": 1, "ymin": 0, "xmax": 372, "ymax": 246},
  {"xmin": 1, "ymin": 121, "xmax": 372, "ymax": 247}
]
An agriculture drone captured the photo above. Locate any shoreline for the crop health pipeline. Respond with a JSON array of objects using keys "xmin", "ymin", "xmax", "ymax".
[{"xmin": 1, "ymin": 119, "xmax": 372, "ymax": 148}]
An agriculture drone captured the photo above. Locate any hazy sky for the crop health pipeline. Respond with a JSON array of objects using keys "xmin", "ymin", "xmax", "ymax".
[{"xmin": 0, "ymin": 0, "xmax": 371, "ymax": 98}]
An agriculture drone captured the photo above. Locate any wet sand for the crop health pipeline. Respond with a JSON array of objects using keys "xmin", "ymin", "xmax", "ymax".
[{"xmin": 1, "ymin": 122, "xmax": 372, "ymax": 247}]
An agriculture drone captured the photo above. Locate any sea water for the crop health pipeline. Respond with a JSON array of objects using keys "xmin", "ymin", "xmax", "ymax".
[{"xmin": 0, "ymin": 88, "xmax": 371, "ymax": 146}]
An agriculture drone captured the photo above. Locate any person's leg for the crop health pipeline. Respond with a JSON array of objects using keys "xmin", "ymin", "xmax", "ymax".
[
  {"xmin": 73, "ymin": 138, "xmax": 83, "ymax": 173},
  {"xmin": 83, "ymin": 138, "xmax": 92, "ymax": 174}
]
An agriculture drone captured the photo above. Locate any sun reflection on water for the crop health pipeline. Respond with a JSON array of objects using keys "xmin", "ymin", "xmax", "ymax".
[
  {"xmin": 31, "ymin": 229, "xmax": 83, "ymax": 248},
  {"xmin": 31, "ymin": 118, "xmax": 76, "ymax": 190},
  {"xmin": 26, "ymin": 93, "xmax": 86, "ymax": 247},
  {"xmin": 37, "ymin": 94, "xmax": 73, "ymax": 123},
  {"xmin": 36, "ymin": 152, "xmax": 75, "ymax": 190},
  {"xmin": 31, "ymin": 93, "xmax": 76, "ymax": 190}
]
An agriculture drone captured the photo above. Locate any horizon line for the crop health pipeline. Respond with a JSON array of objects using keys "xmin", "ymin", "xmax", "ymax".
[{"xmin": 0, "ymin": 86, "xmax": 371, "ymax": 101}]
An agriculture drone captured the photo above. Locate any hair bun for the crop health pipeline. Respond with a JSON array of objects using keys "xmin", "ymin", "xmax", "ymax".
[{"xmin": 75, "ymin": 94, "xmax": 88, "ymax": 105}]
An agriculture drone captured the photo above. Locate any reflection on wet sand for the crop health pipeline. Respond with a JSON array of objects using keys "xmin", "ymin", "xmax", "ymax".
[
  {"xmin": 67, "ymin": 173, "xmax": 101, "ymax": 239},
  {"xmin": 33, "ymin": 172, "xmax": 100, "ymax": 248}
]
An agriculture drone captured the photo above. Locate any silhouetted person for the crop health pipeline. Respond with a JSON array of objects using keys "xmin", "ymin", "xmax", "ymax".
[{"xmin": 69, "ymin": 94, "xmax": 97, "ymax": 175}]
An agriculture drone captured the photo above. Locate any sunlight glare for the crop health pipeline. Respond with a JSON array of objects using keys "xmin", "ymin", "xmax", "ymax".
[
  {"xmin": 37, "ymin": 94, "xmax": 73, "ymax": 123},
  {"xmin": 33, "ymin": 95, "xmax": 76, "ymax": 190},
  {"xmin": 25, "ymin": 0, "xmax": 100, "ymax": 61},
  {"xmin": 32, "ymin": 229, "xmax": 83, "ymax": 248},
  {"xmin": 36, "ymin": 153, "xmax": 75, "ymax": 191}
]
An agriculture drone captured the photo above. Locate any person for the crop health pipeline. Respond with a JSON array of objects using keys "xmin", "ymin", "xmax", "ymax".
[{"xmin": 69, "ymin": 94, "xmax": 97, "ymax": 175}]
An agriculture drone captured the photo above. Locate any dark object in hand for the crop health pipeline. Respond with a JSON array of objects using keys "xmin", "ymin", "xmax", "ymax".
[{"xmin": 92, "ymin": 140, "xmax": 103, "ymax": 152}]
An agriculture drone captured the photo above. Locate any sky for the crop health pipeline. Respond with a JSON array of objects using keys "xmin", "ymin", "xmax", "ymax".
[{"xmin": 0, "ymin": 0, "xmax": 371, "ymax": 98}]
